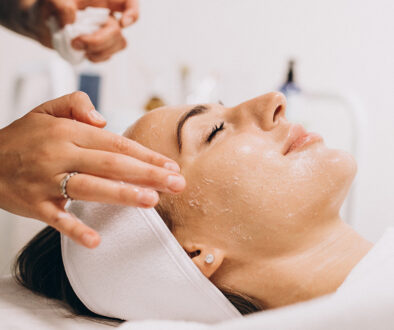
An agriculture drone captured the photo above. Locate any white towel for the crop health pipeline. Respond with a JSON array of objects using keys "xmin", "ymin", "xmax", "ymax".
[
  {"xmin": 47, "ymin": 7, "xmax": 110, "ymax": 65},
  {"xmin": 61, "ymin": 201, "xmax": 241, "ymax": 322},
  {"xmin": 118, "ymin": 227, "xmax": 394, "ymax": 330}
]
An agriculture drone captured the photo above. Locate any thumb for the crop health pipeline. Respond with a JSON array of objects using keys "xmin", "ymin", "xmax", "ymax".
[
  {"xmin": 121, "ymin": 0, "xmax": 139, "ymax": 27},
  {"xmin": 31, "ymin": 91, "xmax": 106, "ymax": 128}
]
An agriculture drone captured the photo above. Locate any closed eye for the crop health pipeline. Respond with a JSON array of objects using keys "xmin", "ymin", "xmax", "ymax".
[{"xmin": 206, "ymin": 122, "xmax": 225, "ymax": 143}]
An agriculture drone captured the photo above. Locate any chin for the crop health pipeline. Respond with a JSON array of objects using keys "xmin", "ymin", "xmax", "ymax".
[
  {"xmin": 328, "ymin": 148, "xmax": 357, "ymax": 181},
  {"xmin": 321, "ymin": 149, "xmax": 357, "ymax": 213}
]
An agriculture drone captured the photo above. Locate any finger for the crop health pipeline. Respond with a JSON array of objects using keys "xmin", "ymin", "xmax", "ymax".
[
  {"xmin": 75, "ymin": 0, "xmax": 139, "ymax": 27},
  {"xmin": 70, "ymin": 123, "xmax": 180, "ymax": 171},
  {"xmin": 31, "ymin": 91, "xmax": 106, "ymax": 127},
  {"xmin": 121, "ymin": 0, "xmax": 139, "ymax": 27},
  {"xmin": 84, "ymin": 27, "xmax": 126, "ymax": 54},
  {"xmin": 76, "ymin": 0, "xmax": 125, "ymax": 11},
  {"xmin": 49, "ymin": 0, "xmax": 77, "ymax": 26},
  {"xmin": 87, "ymin": 53, "xmax": 112, "ymax": 63},
  {"xmin": 38, "ymin": 202, "xmax": 100, "ymax": 248},
  {"xmin": 72, "ymin": 16, "xmax": 123, "ymax": 53},
  {"xmin": 61, "ymin": 173, "xmax": 159, "ymax": 207},
  {"xmin": 86, "ymin": 37, "xmax": 126, "ymax": 62},
  {"xmin": 74, "ymin": 148, "xmax": 186, "ymax": 193}
]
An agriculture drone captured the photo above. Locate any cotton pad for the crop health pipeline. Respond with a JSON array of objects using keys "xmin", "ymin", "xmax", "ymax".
[
  {"xmin": 47, "ymin": 7, "xmax": 110, "ymax": 65},
  {"xmin": 61, "ymin": 201, "xmax": 241, "ymax": 322}
]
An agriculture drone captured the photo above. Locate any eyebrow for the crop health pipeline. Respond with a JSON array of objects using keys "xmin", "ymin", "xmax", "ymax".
[{"xmin": 176, "ymin": 105, "xmax": 209, "ymax": 152}]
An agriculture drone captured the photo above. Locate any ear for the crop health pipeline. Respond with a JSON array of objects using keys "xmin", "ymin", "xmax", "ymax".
[{"xmin": 182, "ymin": 241, "xmax": 225, "ymax": 278}]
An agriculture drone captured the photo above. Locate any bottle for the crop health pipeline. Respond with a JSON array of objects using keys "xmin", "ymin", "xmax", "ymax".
[{"xmin": 279, "ymin": 59, "xmax": 309, "ymax": 129}]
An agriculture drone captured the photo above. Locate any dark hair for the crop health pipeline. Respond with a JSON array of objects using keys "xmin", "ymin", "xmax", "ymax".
[
  {"xmin": 14, "ymin": 226, "xmax": 261, "ymax": 321},
  {"xmin": 13, "ymin": 226, "xmax": 119, "ymax": 323}
]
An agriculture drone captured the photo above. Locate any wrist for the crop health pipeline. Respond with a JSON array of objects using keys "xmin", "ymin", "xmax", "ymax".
[
  {"xmin": 0, "ymin": 1, "xmax": 51, "ymax": 48},
  {"xmin": 0, "ymin": 1, "xmax": 31, "ymax": 37},
  {"xmin": 19, "ymin": 2, "xmax": 42, "ymax": 42}
]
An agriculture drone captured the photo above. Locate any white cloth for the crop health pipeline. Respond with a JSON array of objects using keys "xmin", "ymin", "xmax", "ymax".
[
  {"xmin": 0, "ymin": 276, "xmax": 115, "ymax": 330},
  {"xmin": 62, "ymin": 201, "xmax": 241, "ymax": 323},
  {"xmin": 118, "ymin": 227, "xmax": 394, "ymax": 330},
  {"xmin": 2, "ymin": 227, "xmax": 394, "ymax": 329},
  {"xmin": 47, "ymin": 7, "xmax": 110, "ymax": 65}
]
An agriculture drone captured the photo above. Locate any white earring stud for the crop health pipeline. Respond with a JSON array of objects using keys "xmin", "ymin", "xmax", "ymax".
[{"xmin": 205, "ymin": 254, "xmax": 214, "ymax": 264}]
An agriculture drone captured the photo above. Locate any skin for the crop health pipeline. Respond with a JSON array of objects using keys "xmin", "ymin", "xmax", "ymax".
[
  {"xmin": 1, "ymin": 0, "xmax": 185, "ymax": 249},
  {"xmin": 125, "ymin": 91, "xmax": 373, "ymax": 309},
  {"xmin": 0, "ymin": 92, "xmax": 185, "ymax": 249},
  {"xmin": 0, "ymin": 0, "xmax": 139, "ymax": 62}
]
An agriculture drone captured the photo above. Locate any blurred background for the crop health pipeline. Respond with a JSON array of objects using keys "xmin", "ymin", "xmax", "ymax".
[{"xmin": 1, "ymin": 0, "xmax": 393, "ymax": 275}]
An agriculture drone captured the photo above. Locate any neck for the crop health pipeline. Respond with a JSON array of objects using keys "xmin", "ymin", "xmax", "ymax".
[{"xmin": 249, "ymin": 217, "xmax": 373, "ymax": 309}]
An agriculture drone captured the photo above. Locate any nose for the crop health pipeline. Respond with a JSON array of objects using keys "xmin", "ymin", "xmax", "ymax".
[{"xmin": 234, "ymin": 92, "xmax": 287, "ymax": 131}]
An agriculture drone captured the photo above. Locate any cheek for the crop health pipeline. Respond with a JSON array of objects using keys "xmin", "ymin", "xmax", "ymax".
[
  {"xmin": 184, "ymin": 136, "xmax": 282, "ymax": 217},
  {"xmin": 288, "ymin": 147, "xmax": 356, "ymax": 186},
  {"xmin": 270, "ymin": 146, "xmax": 357, "ymax": 222},
  {"xmin": 178, "ymin": 137, "xmax": 356, "ymax": 241}
]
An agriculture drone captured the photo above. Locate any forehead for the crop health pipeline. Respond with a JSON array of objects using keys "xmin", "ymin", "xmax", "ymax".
[
  {"xmin": 126, "ymin": 103, "xmax": 226, "ymax": 160},
  {"xmin": 126, "ymin": 105, "xmax": 190, "ymax": 160}
]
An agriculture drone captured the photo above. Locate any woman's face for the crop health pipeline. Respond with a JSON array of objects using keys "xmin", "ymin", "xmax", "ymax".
[{"xmin": 126, "ymin": 92, "xmax": 356, "ymax": 303}]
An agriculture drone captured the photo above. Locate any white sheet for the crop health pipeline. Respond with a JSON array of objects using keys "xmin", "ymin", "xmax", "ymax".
[
  {"xmin": 119, "ymin": 227, "xmax": 394, "ymax": 330},
  {"xmin": 2, "ymin": 227, "xmax": 394, "ymax": 330},
  {"xmin": 0, "ymin": 276, "xmax": 118, "ymax": 329}
]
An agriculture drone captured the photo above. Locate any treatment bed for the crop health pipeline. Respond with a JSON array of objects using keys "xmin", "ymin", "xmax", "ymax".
[{"xmin": 2, "ymin": 228, "xmax": 394, "ymax": 330}]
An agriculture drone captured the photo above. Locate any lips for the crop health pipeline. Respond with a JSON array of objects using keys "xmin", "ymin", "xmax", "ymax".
[{"xmin": 283, "ymin": 124, "xmax": 323, "ymax": 155}]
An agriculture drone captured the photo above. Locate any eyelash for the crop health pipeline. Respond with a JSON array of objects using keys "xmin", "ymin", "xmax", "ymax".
[{"xmin": 206, "ymin": 122, "xmax": 225, "ymax": 143}]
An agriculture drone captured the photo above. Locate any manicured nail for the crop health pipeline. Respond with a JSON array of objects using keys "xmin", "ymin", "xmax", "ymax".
[
  {"xmin": 164, "ymin": 162, "xmax": 180, "ymax": 173},
  {"xmin": 137, "ymin": 189, "xmax": 159, "ymax": 207},
  {"xmin": 123, "ymin": 16, "xmax": 134, "ymax": 27},
  {"xmin": 90, "ymin": 109, "xmax": 106, "ymax": 122},
  {"xmin": 82, "ymin": 232, "xmax": 99, "ymax": 248},
  {"xmin": 167, "ymin": 175, "xmax": 186, "ymax": 192}
]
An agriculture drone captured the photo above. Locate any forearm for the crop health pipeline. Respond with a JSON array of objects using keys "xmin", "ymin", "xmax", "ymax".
[{"xmin": 0, "ymin": 0, "xmax": 38, "ymax": 40}]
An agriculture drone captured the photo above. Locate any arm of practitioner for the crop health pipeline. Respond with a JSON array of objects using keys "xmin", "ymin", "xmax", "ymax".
[
  {"xmin": 0, "ymin": 0, "xmax": 139, "ymax": 62},
  {"xmin": 0, "ymin": 92, "xmax": 185, "ymax": 248}
]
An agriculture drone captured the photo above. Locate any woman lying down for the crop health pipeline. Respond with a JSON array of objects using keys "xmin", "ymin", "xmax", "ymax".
[{"xmin": 13, "ymin": 92, "xmax": 378, "ymax": 323}]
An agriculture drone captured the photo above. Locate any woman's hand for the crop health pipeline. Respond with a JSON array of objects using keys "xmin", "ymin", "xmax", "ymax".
[
  {"xmin": 19, "ymin": 0, "xmax": 139, "ymax": 61},
  {"xmin": 72, "ymin": 0, "xmax": 140, "ymax": 62},
  {"xmin": 0, "ymin": 92, "xmax": 185, "ymax": 248},
  {"xmin": 71, "ymin": 15, "xmax": 128, "ymax": 63},
  {"xmin": 76, "ymin": 0, "xmax": 139, "ymax": 28}
]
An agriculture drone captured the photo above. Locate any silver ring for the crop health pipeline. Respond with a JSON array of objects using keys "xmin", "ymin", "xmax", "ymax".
[{"xmin": 60, "ymin": 172, "xmax": 78, "ymax": 200}]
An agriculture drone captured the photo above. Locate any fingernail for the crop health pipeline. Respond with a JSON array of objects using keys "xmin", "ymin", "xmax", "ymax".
[
  {"xmin": 89, "ymin": 109, "xmax": 106, "ymax": 122},
  {"xmin": 137, "ymin": 190, "xmax": 159, "ymax": 207},
  {"xmin": 123, "ymin": 16, "xmax": 134, "ymax": 27},
  {"xmin": 82, "ymin": 232, "xmax": 99, "ymax": 248},
  {"xmin": 164, "ymin": 162, "xmax": 180, "ymax": 173},
  {"xmin": 167, "ymin": 175, "xmax": 186, "ymax": 192},
  {"xmin": 73, "ymin": 40, "xmax": 84, "ymax": 50}
]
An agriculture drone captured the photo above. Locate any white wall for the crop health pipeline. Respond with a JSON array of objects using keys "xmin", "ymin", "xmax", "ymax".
[{"xmin": 1, "ymin": 0, "xmax": 394, "ymax": 274}]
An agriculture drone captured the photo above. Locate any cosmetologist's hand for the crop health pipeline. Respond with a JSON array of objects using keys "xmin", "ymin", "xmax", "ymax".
[
  {"xmin": 0, "ymin": 92, "xmax": 185, "ymax": 248},
  {"xmin": 23, "ymin": 0, "xmax": 139, "ymax": 61},
  {"xmin": 72, "ymin": 0, "xmax": 140, "ymax": 62}
]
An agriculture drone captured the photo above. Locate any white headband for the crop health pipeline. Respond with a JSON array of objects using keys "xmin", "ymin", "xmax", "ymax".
[{"xmin": 61, "ymin": 201, "xmax": 241, "ymax": 322}]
